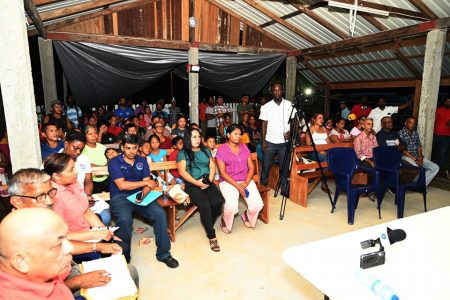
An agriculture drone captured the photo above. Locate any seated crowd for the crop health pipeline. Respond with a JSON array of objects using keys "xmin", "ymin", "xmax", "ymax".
[{"xmin": 0, "ymin": 92, "xmax": 447, "ymax": 299}]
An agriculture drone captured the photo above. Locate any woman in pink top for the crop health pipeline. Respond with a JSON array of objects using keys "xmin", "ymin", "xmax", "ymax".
[
  {"xmin": 43, "ymin": 153, "xmax": 114, "ymax": 242},
  {"xmin": 216, "ymin": 124, "xmax": 263, "ymax": 233}
]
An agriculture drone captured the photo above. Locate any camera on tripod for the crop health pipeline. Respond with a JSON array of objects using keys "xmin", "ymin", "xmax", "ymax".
[{"xmin": 292, "ymin": 88, "xmax": 314, "ymax": 108}]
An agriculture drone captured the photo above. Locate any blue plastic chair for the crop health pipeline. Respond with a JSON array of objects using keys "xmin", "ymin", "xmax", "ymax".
[
  {"xmin": 373, "ymin": 146, "xmax": 427, "ymax": 219},
  {"xmin": 327, "ymin": 147, "xmax": 380, "ymax": 225}
]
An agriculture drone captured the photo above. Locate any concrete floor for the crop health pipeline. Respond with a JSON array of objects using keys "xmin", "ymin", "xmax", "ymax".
[{"xmin": 130, "ymin": 184, "xmax": 448, "ymax": 300}]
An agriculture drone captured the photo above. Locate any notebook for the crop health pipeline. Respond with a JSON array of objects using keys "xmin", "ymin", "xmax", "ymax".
[
  {"xmin": 126, "ymin": 190, "xmax": 162, "ymax": 206},
  {"xmin": 80, "ymin": 255, "xmax": 138, "ymax": 300}
]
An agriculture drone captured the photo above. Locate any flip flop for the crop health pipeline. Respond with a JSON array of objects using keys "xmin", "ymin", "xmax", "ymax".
[
  {"xmin": 241, "ymin": 210, "xmax": 251, "ymax": 228},
  {"xmin": 135, "ymin": 226, "xmax": 149, "ymax": 234}
]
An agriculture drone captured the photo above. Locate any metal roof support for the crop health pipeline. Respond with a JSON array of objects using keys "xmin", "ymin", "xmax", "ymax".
[{"xmin": 418, "ymin": 28, "xmax": 447, "ymax": 159}]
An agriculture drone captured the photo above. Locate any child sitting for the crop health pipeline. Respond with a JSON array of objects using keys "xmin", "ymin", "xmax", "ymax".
[
  {"xmin": 171, "ymin": 115, "xmax": 188, "ymax": 138},
  {"xmin": 168, "ymin": 136, "xmax": 184, "ymax": 183},
  {"xmin": 204, "ymin": 136, "xmax": 219, "ymax": 181},
  {"xmin": 105, "ymin": 148, "xmax": 119, "ymax": 161}
]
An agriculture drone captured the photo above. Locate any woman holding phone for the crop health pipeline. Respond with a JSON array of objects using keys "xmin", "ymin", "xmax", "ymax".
[
  {"xmin": 216, "ymin": 124, "xmax": 263, "ymax": 233},
  {"xmin": 177, "ymin": 128, "xmax": 225, "ymax": 252}
]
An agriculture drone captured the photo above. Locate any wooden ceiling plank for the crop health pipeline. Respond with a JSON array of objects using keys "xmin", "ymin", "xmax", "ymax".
[
  {"xmin": 286, "ymin": 1, "xmax": 349, "ymax": 39},
  {"xmin": 47, "ymin": 31, "xmax": 287, "ymax": 53},
  {"xmin": 295, "ymin": 17, "xmax": 450, "ymax": 56},
  {"xmin": 24, "ymin": 0, "xmax": 47, "ymax": 38},
  {"xmin": 204, "ymin": 0, "xmax": 293, "ymax": 49},
  {"xmin": 33, "ymin": 0, "xmax": 58, "ymax": 6},
  {"xmin": 407, "ymin": 0, "xmax": 438, "ymax": 20},
  {"xmin": 28, "ymin": 0, "xmax": 155, "ymax": 36},
  {"xmin": 243, "ymin": 0, "xmax": 321, "ymax": 46}
]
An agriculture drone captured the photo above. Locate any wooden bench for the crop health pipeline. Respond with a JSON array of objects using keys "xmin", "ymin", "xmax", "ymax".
[
  {"xmin": 92, "ymin": 152, "xmax": 269, "ymax": 242},
  {"xmin": 264, "ymin": 143, "xmax": 367, "ymax": 208}
]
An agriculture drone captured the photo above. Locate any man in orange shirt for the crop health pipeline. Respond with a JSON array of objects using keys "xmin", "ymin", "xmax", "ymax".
[
  {"xmin": 432, "ymin": 98, "xmax": 450, "ymax": 178},
  {"xmin": 0, "ymin": 208, "xmax": 74, "ymax": 300}
]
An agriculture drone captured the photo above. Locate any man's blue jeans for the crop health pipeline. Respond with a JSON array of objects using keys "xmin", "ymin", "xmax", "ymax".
[
  {"xmin": 261, "ymin": 141, "xmax": 288, "ymax": 192},
  {"xmin": 110, "ymin": 193, "xmax": 171, "ymax": 263}
]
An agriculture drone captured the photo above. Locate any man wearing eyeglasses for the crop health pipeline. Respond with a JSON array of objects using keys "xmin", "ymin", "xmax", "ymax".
[{"xmin": 7, "ymin": 168, "xmax": 139, "ymax": 297}]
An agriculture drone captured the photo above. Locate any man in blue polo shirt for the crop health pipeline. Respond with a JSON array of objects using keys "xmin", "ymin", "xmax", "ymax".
[
  {"xmin": 108, "ymin": 134, "xmax": 179, "ymax": 268},
  {"xmin": 114, "ymin": 98, "xmax": 134, "ymax": 122},
  {"xmin": 40, "ymin": 122, "xmax": 65, "ymax": 160}
]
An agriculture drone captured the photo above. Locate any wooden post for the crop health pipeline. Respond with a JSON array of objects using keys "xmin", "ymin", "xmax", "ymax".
[
  {"xmin": 38, "ymin": 38, "xmax": 58, "ymax": 113},
  {"xmin": 189, "ymin": 45, "xmax": 199, "ymax": 124},
  {"xmin": 417, "ymin": 29, "xmax": 447, "ymax": 159},
  {"xmin": 324, "ymin": 85, "xmax": 331, "ymax": 117},
  {"xmin": 285, "ymin": 55, "xmax": 297, "ymax": 101},
  {"xmin": 0, "ymin": 0, "xmax": 42, "ymax": 170},
  {"xmin": 412, "ymin": 80, "xmax": 421, "ymax": 118}
]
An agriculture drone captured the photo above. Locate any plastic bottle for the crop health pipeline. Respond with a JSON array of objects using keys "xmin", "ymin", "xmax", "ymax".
[
  {"xmin": 162, "ymin": 182, "xmax": 168, "ymax": 202},
  {"xmin": 355, "ymin": 269, "xmax": 399, "ymax": 300}
]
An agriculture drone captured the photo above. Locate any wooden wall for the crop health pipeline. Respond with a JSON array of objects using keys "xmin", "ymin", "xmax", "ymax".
[{"xmin": 58, "ymin": 0, "xmax": 286, "ymax": 49}]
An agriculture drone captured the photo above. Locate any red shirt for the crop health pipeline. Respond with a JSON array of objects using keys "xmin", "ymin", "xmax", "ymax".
[
  {"xmin": 159, "ymin": 137, "xmax": 172, "ymax": 149},
  {"xmin": 107, "ymin": 126, "xmax": 122, "ymax": 137},
  {"xmin": 351, "ymin": 104, "xmax": 372, "ymax": 119},
  {"xmin": 199, "ymin": 103, "xmax": 207, "ymax": 121},
  {"xmin": 168, "ymin": 149, "xmax": 181, "ymax": 178},
  {"xmin": 434, "ymin": 106, "xmax": 450, "ymax": 136},
  {"xmin": 0, "ymin": 271, "xmax": 73, "ymax": 300}
]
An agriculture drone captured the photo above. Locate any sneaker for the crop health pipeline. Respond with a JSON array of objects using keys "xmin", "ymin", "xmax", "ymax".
[{"xmin": 160, "ymin": 255, "xmax": 179, "ymax": 268}]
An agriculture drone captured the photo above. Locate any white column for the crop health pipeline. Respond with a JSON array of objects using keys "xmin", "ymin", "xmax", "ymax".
[
  {"xmin": 417, "ymin": 28, "xmax": 447, "ymax": 159},
  {"xmin": 189, "ymin": 45, "xmax": 199, "ymax": 124},
  {"xmin": 285, "ymin": 56, "xmax": 297, "ymax": 101},
  {"xmin": 0, "ymin": 0, "xmax": 42, "ymax": 171},
  {"xmin": 38, "ymin": 37, "xmax": 57, "ymax": 113}
]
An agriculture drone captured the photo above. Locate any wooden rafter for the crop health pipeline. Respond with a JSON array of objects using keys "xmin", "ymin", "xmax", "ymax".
[
  {"xmin": 285, "ymin": 0, "xmax": 349, "ymax": 40},
  {"xmin": 204, "ymin": 0, "xmax": 294, "ymax": 49},
  {"xmin": 24, "ymin": 0, "xmax": 47, "ymax": 38},
  {"xmin": 407, "ymin": 0, "xmax": 438, "ymax": 20},
  {"xmin": 33, "ymin": 0, "xmax": 58, "ymax": 5},
  {"xmin": 303, "ymin": 60, "xmax": 330, "ymax": 84},
  {"xmin": 28, "ymin": 0, "xmax": 156, "ymax": 36},
  {"xmin": 242, "ymin": 0, "xmax": 320, "ymax": 46},
  {"xmin": 360, "ymin": 13, "xmax": 388, "ymax": 31},
  {"xmin": 303, "ymin": 33, "xmax": 450, "ymax": 60},
  {"xmin": 327, "ymin": 76, "xmax": 450, "ymax": 89},
  {"xmin": 294, "ymin": 17, "xmax": 450, "ymax": 56},
  {"xmin": 47, "ymin": 31, "xmax": 287, "ymax": 54},
  {"xmin": 393, "ymin": 39, "xmax": 421, "ymax": 79},
  {"xmin": 32, "ymin": 0, "xmax": 123, "ymax": 22}
]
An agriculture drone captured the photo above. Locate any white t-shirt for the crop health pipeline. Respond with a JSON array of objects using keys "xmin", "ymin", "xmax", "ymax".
[
  {"xmin": 58, "ymin": 149, "xmax": 91, "ymax": 188},
  {"xmin": 350, "ymin": 127, "xmax": 362, "ymax": 137},
  {"xmin": 259, "ymin": 99, "xmax": 296, "ymax": 144},
  {"xmin": 368, "ymin": 106, "xmax": 398, "ymax": 133},
  {"xmin": 205, "ymin": 106, "xmax": 216, "ymax": 128}
]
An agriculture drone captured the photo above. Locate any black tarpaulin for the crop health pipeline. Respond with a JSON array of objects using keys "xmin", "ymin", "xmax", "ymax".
[{"xmin": 54, "ymin": 41, "xmax": 285, "ymax": 107}]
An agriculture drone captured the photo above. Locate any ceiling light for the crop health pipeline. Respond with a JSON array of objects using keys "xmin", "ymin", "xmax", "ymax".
[{"xmin": 328, "ymin": 1, "xmax": 389, "ymax": 17}]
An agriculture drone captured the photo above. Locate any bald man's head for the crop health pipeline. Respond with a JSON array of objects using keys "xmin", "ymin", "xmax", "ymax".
[{"xmin": 0, "ymin": 209, "xmax": 73, "ymax": 282}]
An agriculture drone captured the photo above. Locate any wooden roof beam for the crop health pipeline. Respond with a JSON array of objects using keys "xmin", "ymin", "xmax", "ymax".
[
  {"xmin": 47, "ymin": 31, "xmax": 287, "ymax": 54},
  {"xmin": 393, "ymin": 39, "xmax": 421, "ymax": 79},
  {"xmin": 28, "ymin": 0, "xmax": 157, "ymax": 36},
  {"xmin": 30, "ymin": 0, "xmax": 125, "ymax": 23},
  {"xmin": 302, "ymin": 60, "xmax": 330, "ymax": 84},
  {"xmin": 204, "ymin": 0, "xmax": 294, "ymax": 49},
  {"xmin": 24, "ymin": 0, "xmax": 47, "ymax": 38},
  {"xmin": 286, "ymin": 0, "xmax": 349, "ymax": 40},
  {"xmin": 242, "ymin": 0, "xmax": 321, "ymax": 46},
  {"xmin": 360, "ymin": 13, "xmax": 388, "ymax": 31},
  {"xmin": 293, "ymin": 17, "xmax": 450, "ymax": 56},
  {"xmin": 407, "ymin": 0, "xmax": 438, "ymax": 20},
  {"xmin": 327, "ymin": 76, "xmax": 450, "ymax": 89}
]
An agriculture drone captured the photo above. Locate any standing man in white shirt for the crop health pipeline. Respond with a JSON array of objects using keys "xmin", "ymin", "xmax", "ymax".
[
  {"xmin": 368, "ymin": 97, "xmax": 412, "ymax": 133},
  {"xmin": 259, "ymin": 83, "xmax": 296, "ymax": 195}
]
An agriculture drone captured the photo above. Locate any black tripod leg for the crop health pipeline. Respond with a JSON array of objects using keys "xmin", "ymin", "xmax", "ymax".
[{"xmin": 279, "ymin": 194, "xmax": 287, "ymax": 220}]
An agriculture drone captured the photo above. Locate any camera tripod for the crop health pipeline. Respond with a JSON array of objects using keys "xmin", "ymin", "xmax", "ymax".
[{"xmin": 275, "ymin": 104, "xmax": 333, "ymax": 220}]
